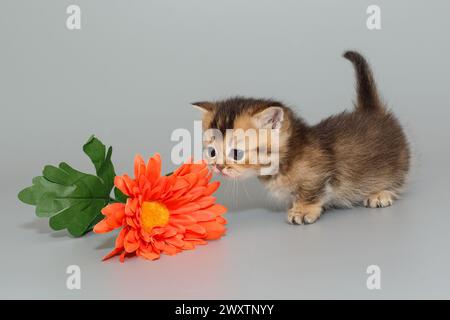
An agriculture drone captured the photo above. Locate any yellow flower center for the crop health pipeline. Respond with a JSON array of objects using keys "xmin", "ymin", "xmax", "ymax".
[{"xmin": 141, "ymin": 201, "xmax": 170, "ymax": 233}]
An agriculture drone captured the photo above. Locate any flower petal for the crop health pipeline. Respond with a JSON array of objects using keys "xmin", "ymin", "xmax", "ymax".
[
  {"xmin": 203, "ymin": 181, "xmax": 220, "ymax": 195},
  {"xmin": 162, "ymin": 244, "xmax": 179, "ymax": 256},
  {"xmin": 186, "ymin": 224, "xmax": 207, "ymax": 235},
  {"xmin": 101, "ymin": 202, "xmax": 124, "ymax": 217},
  {"xmin": 182, "ymin": 173, "xmax": 199, "ymax": 188},
  {"xmin": 138, "ymin": 248, "xmax": 160, "ymax": 260},
  {"xmin": 172, "ymin": 178, "xmax": 190, "ymax": 191},
  {"xmin": 182, "ymin": 241, "xmax": 195, "ymax": 250},
  {"xmin": 93, "ymin": 219, "xmax": 114, "ymax": 233},
  {"xmin": 169, "ymin": 202, "xmax": 201, "ymax": 215},
  {"xmin": 124, "ymin": 230, "xmax": 139, "ymax": 253},
  {"xmin": 195, "ymin": 196, "xmax": 216, "ymax": 209},
  {"xmin": 114, "ymin": 175, "xmax": 134, "ymax": 196},
  {"xmin": 199, "ymin": 221, "xmax": 226, "ymax": 240},
  {"xmin": 173, "ymin": 163, "xmax": 191, "ymax": 176},
  {"xmin": 134, "ymin": 154, "xmax": 146, "ymax": 179},
  {"xmin": 99, "ymin": 203, "xmax": 125, "ymax": 229},
  {"xmin": 146, "ymin": 153, "xmax": 162, "ymax": 184},
  {"xmin": 185, "ymin": 238, "xmax": 207, "ymax": 245},
  {"xmin": 125, "ymin": 198, "xmax": 138, "ymax": 216},
  {"xmin": 190, "ymin": 210, "xmax": 216, "ymax": 222},
  {"xmin": 170, "ymin": 214, "xmax": 197, "ymax": 226},
  {"xmin": 153, "ymin": 239, "xmax": 166, "ymax": 251},
  {"xmin": 216, "ymin": 216, "xmax": 227, "ymax": 224},
  {"xmin": 102, "ymin": 247, "xmax": 123, "ymax": 261},
  {"xmin": 169, "ymin": 222, "xmax": 186, "ymax": 233},
  {"xmin": 207, "ymin": 204, "xmax": 228, "ymax": 215},
  {"xmin": 115, "ymin": 228, "xmax": 127, "ymax": 248},
  {"xmin": 162, "ymin": 226, "xmax": 178, "ymax": 238},
  {"xmin": 165, "ymin": 236, "xmax": 185, "ymax": 248}
]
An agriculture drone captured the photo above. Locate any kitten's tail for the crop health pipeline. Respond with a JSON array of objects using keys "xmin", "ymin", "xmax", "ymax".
[{"xmin": 343, "ymin": 50, "xmax": 383, "ymax": 112}]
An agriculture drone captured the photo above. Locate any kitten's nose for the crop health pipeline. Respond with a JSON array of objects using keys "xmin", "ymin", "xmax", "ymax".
[{"xmin": 216, "ymin": 164, "xmax": 224, "ymax": 171}]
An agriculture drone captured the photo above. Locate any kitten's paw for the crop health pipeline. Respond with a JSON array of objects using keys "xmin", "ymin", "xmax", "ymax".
[
  {"xmin": 287, "ymin": 209, "xmax": 304, "ymax": 224},
  {"xmin": 364, "ymin": 191, "xmax": 395, "ymax": 208},
  {"xmin": 287, "ymin": 204, "xmax": 322, "ymax": 225}
]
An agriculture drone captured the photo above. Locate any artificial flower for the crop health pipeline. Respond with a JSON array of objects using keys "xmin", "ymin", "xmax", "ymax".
[{"xmin": 93, "ymin": 153, "xmax": 227, "ymax": 262}]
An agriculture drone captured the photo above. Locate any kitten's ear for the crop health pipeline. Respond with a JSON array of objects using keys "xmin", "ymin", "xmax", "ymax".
[
  {"xmin": 191, "ymin": 101, "xmax": 215, "ymax": 113},
  {"xmin": 253, "ymin": 106, "xmax": 284, "ymax": 129}
]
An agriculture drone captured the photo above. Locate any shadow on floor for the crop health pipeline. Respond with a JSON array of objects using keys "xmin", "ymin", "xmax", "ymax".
[{"xmin": 19, "ymin": 219, "xmax": 68, "ymax": 238}]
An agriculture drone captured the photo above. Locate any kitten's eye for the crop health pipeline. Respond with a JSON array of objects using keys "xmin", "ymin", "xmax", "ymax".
[
  {"xmin": 206, "ymin": 146, "xmax": 216, "ymax": 159},
  {"xmin": 229, "ymin": 148, "xmax": 244, "ymax": 161}
]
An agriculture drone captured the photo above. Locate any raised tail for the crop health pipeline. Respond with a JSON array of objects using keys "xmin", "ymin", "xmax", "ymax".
[{"xmin": 343, "ymin": 50, "xmax": 383, "ymax": 112}]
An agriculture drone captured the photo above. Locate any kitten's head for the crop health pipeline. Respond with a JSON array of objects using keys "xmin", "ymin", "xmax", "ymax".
[{"xmin": 192, "ymin": 97, "xmax": 290, "ymax": 179}]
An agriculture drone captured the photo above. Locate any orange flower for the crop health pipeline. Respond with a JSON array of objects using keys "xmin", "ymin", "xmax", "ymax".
[{"xmin": 93, "ymin": 154, "xmax": 227, "ymax": 262}]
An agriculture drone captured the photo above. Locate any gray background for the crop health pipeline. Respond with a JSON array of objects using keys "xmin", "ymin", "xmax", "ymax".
[{"xmin": 1, "ymin": 0, "xmax": 449, "ymax": 299}]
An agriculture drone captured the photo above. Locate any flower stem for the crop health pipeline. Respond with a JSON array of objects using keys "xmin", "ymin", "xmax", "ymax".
[{"xmin": 109, "ymin": 197, "xmax": 118, "ymax": 203}]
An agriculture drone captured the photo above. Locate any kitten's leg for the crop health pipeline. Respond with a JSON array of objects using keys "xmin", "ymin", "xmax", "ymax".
[
  {"xmin": 287, "ymin": 200, "xmax": 323, "ymax": 225},
  {"xmin": 364, "ymin": 190, "xmax": 395, "ymax": 208}
]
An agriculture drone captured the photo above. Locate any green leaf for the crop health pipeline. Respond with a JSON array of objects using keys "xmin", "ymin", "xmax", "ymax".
[
  {"xmin": 114, "ymin": 187, "xmax": 128, "ymax": 203},
  {"xmin": 83, "ymin": 135, "xmax": 115, "ymax": 192},
  {"xmin": 18, "ymin": 176, "xmax": 52, "ymax": 205},
  {"xmin": 18, "ymin": 136, "xmax": 116, "ymax": 237}
]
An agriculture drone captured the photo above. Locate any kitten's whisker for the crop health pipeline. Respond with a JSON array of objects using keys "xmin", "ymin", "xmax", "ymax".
[
  {"xmin": 224, "ymin": 178, "xmax": 232, "ymax": 201},
  {"xmin": 236, "ymin": 178, "xmax": 239, "ymax": 207},
  {"xmin": 233, "ymin": 180, "xmax": 237, "ymax": 208},
  {"xmin": 233, "ymin": 178, "xmax": 238, "ymax": 208},
  {"xmin": 240, "ymin": 180, "xmax": 251, "ymax": 200}
]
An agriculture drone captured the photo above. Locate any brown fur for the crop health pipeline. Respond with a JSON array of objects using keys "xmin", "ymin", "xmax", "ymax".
[{"xmin": 193, "ymin": 51, "xmax": 410, "ymax": 224}]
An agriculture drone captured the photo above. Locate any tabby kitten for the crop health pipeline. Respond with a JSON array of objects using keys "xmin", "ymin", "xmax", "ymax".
[{"xmin": 192, "ymin": 51, "xmax": 410, "ymax": 224}]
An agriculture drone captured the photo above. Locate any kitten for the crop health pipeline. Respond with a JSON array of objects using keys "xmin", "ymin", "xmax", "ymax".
[{"xmin": 192, "ymin": 51, "xmax": 410, "ymax": 224}]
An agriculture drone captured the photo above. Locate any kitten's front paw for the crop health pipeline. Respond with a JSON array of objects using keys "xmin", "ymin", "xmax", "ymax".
[
  {"xmin": 364, "ymin": 190, "xmax": 395, "ymax": 208},
  {"xmin": 287, "ymin": 209, "xmax": 304, "ymax": 225},
  {"xmin": 287, "ymin": 203, "xmax": 322, "ymax": 225}
]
